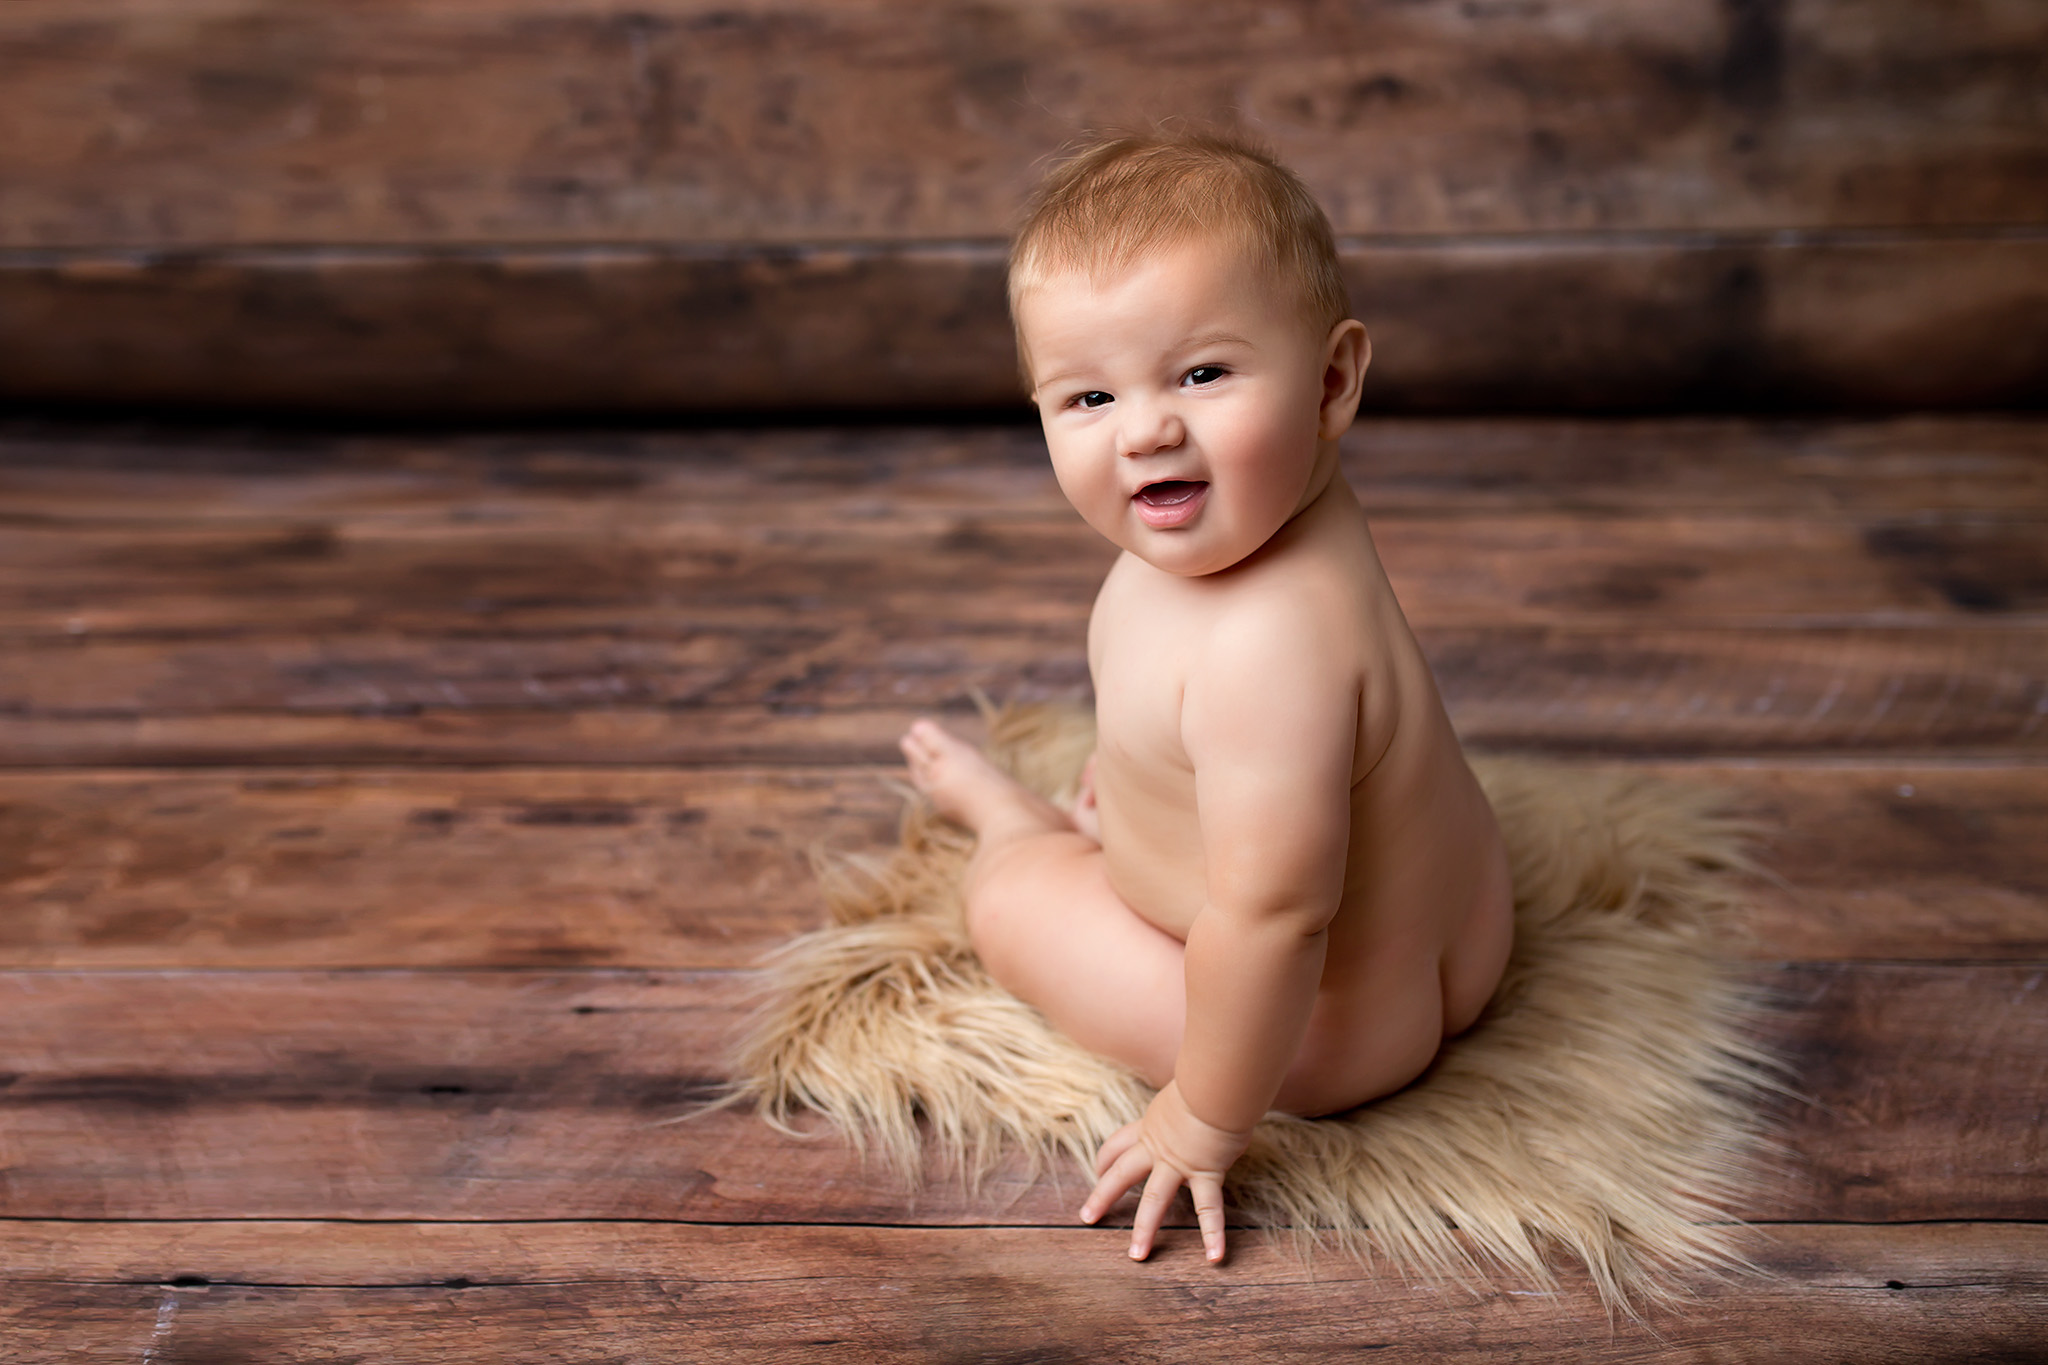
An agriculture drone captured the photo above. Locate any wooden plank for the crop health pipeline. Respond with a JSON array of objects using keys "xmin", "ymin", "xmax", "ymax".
[
  {"xmin": 6, "ymin": 236, "xmax": 2045, "ymax": 413},
  {"xmin": 0, "ymin": 1222, "xmax": 2041, "ymax": 1364},
  {"xmin": 0, "ymin": 768, "xmax": 901, "ymax": 970},
  {"xmin": 5, "ymin": 418, "xmax": 2044, "ymax": 523},
  {"xmin": 0, "ymin": 965, "xmax": 2036, "ymax": 1223},
  {"xmin": 1434, "ymin": 625, "xmax": 2048, "ymax": 756},
  {"xmin": 6, "ymin": 508, "xmax": 2045, "ymax": 640},
  {"xmin": 1771, "ymin": 963, "xmax": 2048, "ymax": 1224},
  {"xmin": 2, "ymin": 626, "xmax": 2040, "ymax": 766},
  {"xmin": 0, "ymin": 763, "xmax": 2041, "ymax": 970},
  {"xmin": 1349, "ymin": 416, "xmax": 2048, "ymax": 516},
  {"xmin": 1702, "ymin": 763, "xmax": 2048, "ymax": 964},
  {"xmin": 5, "ymin": 1, "xmax": 2043, "ymax": 249}
]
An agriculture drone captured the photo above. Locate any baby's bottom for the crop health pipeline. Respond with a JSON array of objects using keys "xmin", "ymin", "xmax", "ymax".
[{"xmin": 900, "ymin": 721, "xmax": 1429, "ymax": 1117}]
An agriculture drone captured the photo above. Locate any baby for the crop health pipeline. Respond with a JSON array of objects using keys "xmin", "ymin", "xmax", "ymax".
[{"xmin": 899, "ymin": 133, "xmax": 1514, "ymax": 1265}]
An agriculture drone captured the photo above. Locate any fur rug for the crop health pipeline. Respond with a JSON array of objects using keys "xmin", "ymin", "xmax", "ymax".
[{"xmin": 721, "ymin": 704, "xmax": 1779, "ymax": 1311}]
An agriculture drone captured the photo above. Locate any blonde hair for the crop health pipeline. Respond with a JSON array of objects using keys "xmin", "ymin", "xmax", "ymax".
[{"xmin": 1007, "ymin": 131, "xmax": 1351, "ymax": 382}]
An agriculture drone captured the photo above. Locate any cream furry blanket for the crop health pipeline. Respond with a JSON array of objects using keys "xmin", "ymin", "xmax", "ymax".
[{"xmin": 724, "ymin": 704, "xmax": 1776, "ymax": 1311}]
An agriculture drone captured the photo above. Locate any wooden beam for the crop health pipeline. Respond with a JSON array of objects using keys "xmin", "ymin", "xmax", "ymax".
[
  {"xmin": 0, "ymin": 965, "xmax": 2035, "ymax": 1223},
  {"xmin": 0, "ymin": 1222, "xmax": 2041, "ymax": 1363},
  {"xmin": 5, "ymin": 236, "xmax": 2043, "ymax": 413},
  {"xmin": 6, "ymin": 2, "xmax": 2042, "ymax": 248},
  {"xmin": 0, "ymin": 763, "xmax": 2041, "ymax": 970}
]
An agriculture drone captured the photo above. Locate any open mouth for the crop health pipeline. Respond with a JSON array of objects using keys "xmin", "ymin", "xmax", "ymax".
[
  {"xmin": 1131, "ymin": 479, "xmax": 1209, "ymax": 527},
  {"xmin": 1133, "ymin": 479, "xmax": 1207, "ymax": 507}
]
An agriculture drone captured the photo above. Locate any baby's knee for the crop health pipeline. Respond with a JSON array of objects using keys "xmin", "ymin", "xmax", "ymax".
[
  {"xmin": 960, "ymin": 832, "xmax": 1091, "ymax": 974},
  {"xmin": 960, "ymin": 838, "xmax": 1044, "ymax": 957}
]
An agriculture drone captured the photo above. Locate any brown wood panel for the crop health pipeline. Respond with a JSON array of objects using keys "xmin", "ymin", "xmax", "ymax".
[
  {"xmin": 0, "ymin": 768, "xmax": 900, "ymax": 970},
  {"xmin": 6, "ymin": 236, "xmax": 2044, "ymax": 413},
  {"xmin": 0, "ymin": 1223, "xmax": 2040, "ymax": 1364},
  {"xmin": 0, "ymin": 965, "xmax": 2036, "ymax": 1223},
  {"xmin": 1707, "ymin": 763, "xmax": 2048, "ymax": 963},
  {"xmin": 0, "ymin": 763, "xmax": 2041, "ymax": 970},
  {"xmin": 6, "ymin": 508, "xmax": 2044, "ymax": 641},
  {"xmin": 5, "ymin": 418, "xmax": 2044, "ymax": 522},
  {"xmin": 6, "ymin": 1, "xmax": 2042, "ymax": 250},
  {"xmin": 2, "ymin": 626, "xmax": 2039, "ymax": 766},
  {"xmin": 1772, "ymin": 962, "xmax": 2048, "ymax": 1224}
]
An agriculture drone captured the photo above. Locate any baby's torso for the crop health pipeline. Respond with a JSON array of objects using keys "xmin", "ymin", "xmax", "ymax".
[{"xmin": 1087, "ymin": 503, "xmax": 1511, "ymax": 1033}]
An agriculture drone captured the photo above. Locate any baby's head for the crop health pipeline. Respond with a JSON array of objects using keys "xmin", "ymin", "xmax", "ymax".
[{"xmin": 1009, "ymin": 132, "xmax": 1370, "ymax": 576}]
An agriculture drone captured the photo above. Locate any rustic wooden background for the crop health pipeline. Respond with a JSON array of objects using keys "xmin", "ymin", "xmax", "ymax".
[{"xmin": 2, "ymin": 0, "xmax": 2044, "ymax": 414}]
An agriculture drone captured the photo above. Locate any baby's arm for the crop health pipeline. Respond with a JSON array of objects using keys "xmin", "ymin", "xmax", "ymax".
[{"xmin": 1081, "ymin": 603, "xmax": 1358, "ymax": 1262}]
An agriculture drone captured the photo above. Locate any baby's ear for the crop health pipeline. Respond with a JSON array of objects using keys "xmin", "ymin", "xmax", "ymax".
[{"xmin": 1318, "ymin": 320, "xmax": 1372, "ymax": 440}]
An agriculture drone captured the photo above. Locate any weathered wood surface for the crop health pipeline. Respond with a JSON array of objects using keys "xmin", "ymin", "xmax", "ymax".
[
  {"xmin": 7, "ymin": 1, "xmax": 2041, "ymax": 412},
  {"xmin": 0, "ymin": 1223, "xmax": 2041, "ymax": 1365},
  {"xmin": 8, "ymin": 507, "xmax": 2045, "ymax": 631},
  {"xmin": 8, "ymin": 1, "xmax": 2043, "ymax": 248},
  {"xmin": 0, "ymin": 413, "xmax": 2039, "ymax": 1354},
  {"xmin": 8, "ymin": 420, "xmax": 2040, "ymax": 633},
  {"xmin": 4, "ymin": 419, "xmax": 2043, "ymax": 764},
  {"xmin": 1, "ymin": 764, "xmax": 2043, "ymax": 970},
  {"xmin": 5, "ymin": 417, "xmax": 2046, "ymax": 520},
  {"xmin": 8, "ymin": 235, "xmax": 2045, "ymax": 412},
  {"xmin": 0, "ymin": 965, "xmax": 2037, "ymax": 1224},
  {"xmin": 2, "ymin": 626, "xmax": 2042, "ymax": 765}
]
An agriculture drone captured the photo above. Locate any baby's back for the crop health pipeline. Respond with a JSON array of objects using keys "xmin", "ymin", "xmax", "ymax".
[{"xmin": 1090, "ymin": 476, "xmax": 1513, "ymax": 1105}]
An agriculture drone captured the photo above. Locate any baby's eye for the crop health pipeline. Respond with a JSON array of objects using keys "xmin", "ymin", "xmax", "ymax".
[
  {"xmin": 1183, "ymin": 365, "xmax": 1227, "ymax": 386},
  {"xmin": 1069, "ymin": 391, "xmax": 1113, "ymax": 410}
]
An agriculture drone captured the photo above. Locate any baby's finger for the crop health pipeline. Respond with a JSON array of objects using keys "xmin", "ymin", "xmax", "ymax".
[
  {"xmin": 1091, "ymin": 1120, "xmax": 1143, "ymax": 1177},
  {"xmin": 1128, "ymin": 1164, "xmax": 1183, "ymax": 1261},
  {"xmin": 1080, "ymin": 1144, "xmax": 1153, "ymax": 1226},
  {"xmin": 1190, "ymin": 1175, "xmax": 1227, "ymax": 1263}
]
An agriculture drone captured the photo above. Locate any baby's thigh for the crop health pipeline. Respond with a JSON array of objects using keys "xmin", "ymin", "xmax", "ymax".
[{"xmin": 965, "ymin": 832, "xmax": 1187, "ymax": 1085}]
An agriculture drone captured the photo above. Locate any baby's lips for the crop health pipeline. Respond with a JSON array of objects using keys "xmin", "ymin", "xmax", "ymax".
[
  {"xmin": 1131, "ymin": 479, "xmax": 1210, "ymax": 528},
  {"xmin": 1131, "ymin": 478, "xmax": 1208, "ymax": 505}
]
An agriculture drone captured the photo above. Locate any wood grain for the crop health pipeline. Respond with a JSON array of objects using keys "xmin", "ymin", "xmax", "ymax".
[
  {"xmin": 0, "ymin": 768, "xmax": 902, "ymax": 970},
  {"xmin": 1, "ymin": 763, "xmax": 2042, "ymax": 970},
  {"xmin": 7, "ymin": 507, "xmax": 2044, "ymax": 637},
  {"xmin": 3, "ymin": 626, "xmax": 2039, "ymax": 766},
  {"xmin": 0, "ymin": 965, "xmax": 2036, "ymax": 1224},
  {"xmin": 0, "ymin": 1223, "xmax": 2041, "ymax": 1365},
  {"xmin": 3, "ymin": 417, "xmax": 2046, "ymax": 521},
  {"xmin": 7, "ymin": 235, "xmax": 2044, "ymax": 413},
  {"xmin": 2, "ymin": 418, "xmax": 2042, "ymax": 762},
  {"xmin": 7, "ymin": 1, "xmax": 2043, "ymax": 249}
]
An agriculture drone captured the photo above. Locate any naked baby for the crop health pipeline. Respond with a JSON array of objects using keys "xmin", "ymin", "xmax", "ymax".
[{"xmin": 900, "ymin": 133, "xmax": 1514, "ymax": 1265}]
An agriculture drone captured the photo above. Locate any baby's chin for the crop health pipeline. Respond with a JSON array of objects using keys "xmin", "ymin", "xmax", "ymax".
[{"xmin": 1114, "ymin": 524, "xmax": 1260, "ymax": 578}]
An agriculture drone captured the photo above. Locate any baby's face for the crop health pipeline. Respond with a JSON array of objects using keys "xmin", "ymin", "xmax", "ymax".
[{"xmin": 1016, "ymin": 234, "xmax": 1335, "ymax": 577}]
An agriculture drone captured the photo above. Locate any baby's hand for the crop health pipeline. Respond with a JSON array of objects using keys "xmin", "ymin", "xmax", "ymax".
[{"xmin": 1080, "ymin": 1080, "xmax": 1252, "ymax": 1264}]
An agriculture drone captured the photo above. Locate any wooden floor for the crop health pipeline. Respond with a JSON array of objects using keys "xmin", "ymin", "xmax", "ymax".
[{"xmin": 1, "ymin": 416, "xmax": 2043, "ymax": 1361}]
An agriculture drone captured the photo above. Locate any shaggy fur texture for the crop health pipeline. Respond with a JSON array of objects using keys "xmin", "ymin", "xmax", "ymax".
[{"xmin": 723, "ymin": 704, "xmax": 1779, "ymax": 1311}]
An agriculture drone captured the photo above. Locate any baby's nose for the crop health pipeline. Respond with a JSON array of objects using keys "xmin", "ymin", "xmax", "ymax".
[{"xmin": 1119, "ymin": 406, "xmax": 1185, "ymax": 457}]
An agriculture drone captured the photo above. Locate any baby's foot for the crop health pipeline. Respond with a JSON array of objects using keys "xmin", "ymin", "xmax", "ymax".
[{"xmin": 900, "ymin": 719, "xmax": 1071, "ymax": 840}]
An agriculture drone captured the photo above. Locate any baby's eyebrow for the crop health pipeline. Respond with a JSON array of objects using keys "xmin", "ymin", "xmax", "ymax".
[
  {"xmin": 1175, "ymin": 331, "xmax": 1254, "ymax": 352},
  {"xmin": 1033, "ymin": 366, "xmax": 1091, "ymax": 390}
]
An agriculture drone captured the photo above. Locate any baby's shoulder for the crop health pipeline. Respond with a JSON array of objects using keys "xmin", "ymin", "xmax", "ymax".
[{"xmin": 1197, "ymin": 567, "xmax": 1363, "ymax": 691}]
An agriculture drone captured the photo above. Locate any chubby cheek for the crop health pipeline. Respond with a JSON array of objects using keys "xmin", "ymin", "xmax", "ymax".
[
  {"xmin": 1046, "ymin": 445, "xmax": 1128, "ymax": 543},
  {"xmin": 1209, "ymin": 401, "xmax": 1318, "ymax": 536}
]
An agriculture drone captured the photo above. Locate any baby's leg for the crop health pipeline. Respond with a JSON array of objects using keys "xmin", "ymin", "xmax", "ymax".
[{"xmin": 901, "ymin": 720, "xmax": 1185, "ymax": 1087}]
